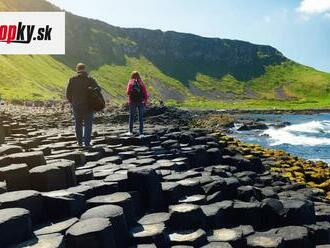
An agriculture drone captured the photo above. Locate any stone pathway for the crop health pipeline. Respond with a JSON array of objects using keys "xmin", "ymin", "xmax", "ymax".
[{"xmin": 0, "ymin": 110, "xmax": 329, "ymax": 248}]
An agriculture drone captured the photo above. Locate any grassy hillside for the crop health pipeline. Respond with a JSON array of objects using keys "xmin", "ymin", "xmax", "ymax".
[
  {"xmin": 0, "ymin": 55, "xmax": 72, "ymax": 100},
  {"xmin": 0, "ymin": 0, "xmax": 330, "ymax": 110}
]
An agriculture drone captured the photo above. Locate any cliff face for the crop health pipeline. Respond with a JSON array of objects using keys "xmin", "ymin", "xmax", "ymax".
[{"xmin": 121, "ymin": 28, "xmax": 287, "ymax": 83}]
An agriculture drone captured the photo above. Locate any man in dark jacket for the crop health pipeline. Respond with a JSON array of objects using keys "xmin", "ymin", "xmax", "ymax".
[{"xmin": 66, "ymin": 63, "xmax": 100, "ymax": 147}]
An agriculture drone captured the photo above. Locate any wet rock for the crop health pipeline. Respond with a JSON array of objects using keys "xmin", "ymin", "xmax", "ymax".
[
  {"xmin": 281, "ymin": 199, "xmax": 316, "ymax": 225},
  {"xmin": 231, "ymin": 201, "xmax": 262, "ymax": 228},
  {"xmin": 34, "ymin": 217, "xmax": 78, "ymax": 236},
  {"xmin": 305, "ymin": 221, "xmax": 330, "ymax": 245},
  {"xmin": 246, "ymin": 233, "xmax": 284, "ymax": 248},
  {"xmin": 315, "ymin": 202, "xmax": 330, "ymax": 222},
  {"xmin": 0, "ymin": 125, "xmax": 4, "ymax": 144},
  {"xmin": 97, "ymin": 156, "xmax": 122, "ymax": 165},
  {"xmin": 223, "ymin": 177, "xmax": 240, "ymax": 199},
  {"xmin": 179, "ymin": 194, "xmax": 206, "ymax": 205},
  {"xmin": 138, "ymin": 212, "xmax": 171, "ymax": 226},
  {"xmin": 273, "ymin": 226, "xmax": 313, "ymax": 247},
  {"xmin": 207, "ymin": 148, "xmax": 223, "ymax": 165},
  {"xmin": 66, "ymin": 185, "xmax": 95, "ymax": 200},
  {"xmin": 261, "ymin": 198, "xmax": 285, "ymax": 228},
  {"xmin": 238, "ymin": 122, "xmax": 268, "ymax": 131},
  {"xmin": 203, "ymin": 178, "xmax": 227, "ymax": 195},
  {"xmin": 207, "ymin": 191, "xmax": 225, "ymax": 204},
  {"xmin": 43, "ymin": 191, "xmax": 86, "ymax": 221},
  {"xmin": 11, "ymin": 233, "xmax": 65, "ymax": 248},
  {"xmin": 202, "ymin": 242, "xmax": 233, "ymax": 248},
  {"xmin": 0, "ymin": 180, "xmax": 6, "ymax": 193},
  {"xmin": 169, "ymin": 203, "xmax": 206, "ymax": 230},
  {"xmin": 5, "ymin": 151, "xmax": 46, "ymax": 169},
  {"xmin": 207, "ymin": 228, "xmax": 245, "ymax": 248},
  {"xmin": 87, "ymin": 192, "xmax": 136, "ymax": 226},
  {"xmin": 0, "ymin": 145, "xmax": 23, "ymax": 156},
  {"xmin": 222, "ymin": 154, "xmax": 264, "ymax": 173},
  {"xmin": 66, "ymin": 217, "xmax": 117, "ymax": 248},
  {"xmin": 0, "ymin": 190, "xmax": 46, "ymax": 225},
  {"xmin": 235, "ymin": 225, "xmax": 255, "ymax": 237},
  {"xmin": 0, "ymin": 164, "xmax": 30, "ymax": 191},
  {"xmin": 162, "ymin": 181, "xmax": 184, "ymax": 205},
  {"xmin": 169, "ymin": 229, "xmax": 207, "ymax": 247},
  {"xmin": 0, "ymin": 208, "xmax": 32, "ymax": 247},
  {"xmin": 47, "ymin": 151, "xmax": 86, "ymax": 167},
  {"xmin": 80, "ymin": 180, "xmax": 118, "ymax": 196},
  {"xmin": 178, "ymin": 177, "xmax": 204, "ymax": 196},
  {"xmin": 127, "ymin": 168, "xmax": 164, "ymax": 212},
  {"xmin": 130, "ymin": 223, "xmax": 169, "ymax": 247},
  {"xmin": 257, "ymin": 187, "xmax": 279, "ymax": 200},
  {"xmin": 237, "ymin": 185, "xmax": 257, "ymax": 202},
  {"xmin": 104, "ymin": 173, "xmax": 129, "ymax": 191},
  {"xmin": 75, "ymin": 169, "xmax": 94, "ymax": 183},
  {"xmin": 29, "ymin": 160, "xmax": 76, "ymax": 192},
  {"xmin": 81, "ymin": 205, "xmax": 128, "ymax": 247},
  {"xmin": 184, "ymin": 145, "xmax": 209, "ymax": 168}
]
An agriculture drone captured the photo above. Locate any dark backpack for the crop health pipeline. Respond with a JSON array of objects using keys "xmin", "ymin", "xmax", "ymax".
[
  {"xmin": 130, "ymin": 80, "xmax": 143, "ymax": 103},
  {"xmin": 87, "ymin": 85, "xmax": 105, "ymax": 112}
]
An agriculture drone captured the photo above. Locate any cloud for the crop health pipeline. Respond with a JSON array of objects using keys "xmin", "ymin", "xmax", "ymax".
[
  {"xmin": 297, "ymin": 0, "xmax": 330, "ymax": 14},
  {"xmin": 263, "ymin": 16, "xmax": 271, "ymax": 23}
]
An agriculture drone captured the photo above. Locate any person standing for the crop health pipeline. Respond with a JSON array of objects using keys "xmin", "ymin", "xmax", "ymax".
[
  {"xmin": 126, "ymin": 71, "xmax": 148, "ymax": 136},
  {"xmin": 66, "ymin": 63, "xmax": 100, "ymax": 147}
]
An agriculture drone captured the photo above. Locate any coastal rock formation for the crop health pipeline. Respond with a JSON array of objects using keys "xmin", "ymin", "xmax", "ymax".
[{"xmin": 0, "ymin": 106, "xmax": 329, "ymax": 247}]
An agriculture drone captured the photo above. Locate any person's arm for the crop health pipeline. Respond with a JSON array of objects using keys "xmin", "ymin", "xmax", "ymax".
[
  {"xmin": 66, "ymin": 79, "xmax": 73, "ymax": 103},
  {"xmin": 127, "ymin": 81, "xmax": 132, "ymax": 95},
  {"xmin": 141, "ymin": 81, "xmax": 148, "ymax": 104},
  {"xmin": 90, "ymin": 77, "xmax": 101, "ymax": 91}
]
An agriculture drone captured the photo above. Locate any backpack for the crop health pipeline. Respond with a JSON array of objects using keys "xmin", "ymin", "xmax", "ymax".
[
  {"xmin": 87, "ymin": 85, "xmax": 105, "ymax": 112},
  {"xmin": 130, "ymin": 80, "xmax": 144, "ymax": 103}
]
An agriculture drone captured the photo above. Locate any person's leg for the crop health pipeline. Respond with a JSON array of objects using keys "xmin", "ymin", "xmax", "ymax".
[
  {"xmin": 73, "ymin": 108, "xmax": 83, "ymax": 145},
  {"xmin": 84, "ymin": 111, "xmax": 94, "ymax": 146},
  {"xmin": 129, "ymin": 103, "xmax": 137, "ymax": 133},
  {"xmin": 138, "ymin": 103, "xmax": 144, "ymax": 135}
]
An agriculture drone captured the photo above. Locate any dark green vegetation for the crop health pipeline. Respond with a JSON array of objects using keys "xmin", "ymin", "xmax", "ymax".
[{"xmin": 1, "ymin": 0, "xmax": 330, "ymax": 109}]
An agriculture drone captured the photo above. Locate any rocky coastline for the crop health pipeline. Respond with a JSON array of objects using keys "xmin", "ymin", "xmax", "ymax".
[{"xmin": 0, "ymin": 105, "xmax": 329, "ymax": 247}]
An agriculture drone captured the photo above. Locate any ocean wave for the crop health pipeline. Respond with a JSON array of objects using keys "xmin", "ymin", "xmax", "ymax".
[
  {"xmin": 284, "ymin": 120, "xmax": 330, "ymax": 134},
  {"xmin": 262, "ymin": 120, "xmax": 330, "ymax": 146}
]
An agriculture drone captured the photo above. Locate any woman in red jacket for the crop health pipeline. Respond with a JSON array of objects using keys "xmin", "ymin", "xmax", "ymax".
[{"xmin": 126, "ymin": 71, "xmax": 148, "ymax": 136}]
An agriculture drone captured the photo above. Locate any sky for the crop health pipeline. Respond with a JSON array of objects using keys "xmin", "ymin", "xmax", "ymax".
[{"xmin": 48, "ymin": 0, "xmax": 330, "ymax": 72}]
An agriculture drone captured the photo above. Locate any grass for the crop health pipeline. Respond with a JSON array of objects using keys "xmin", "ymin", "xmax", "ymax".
[
  {"xmin": 191, "ymin": 74, "xmax": 245, "ymax": 94},
  {"xmin": 90, "ymin": 56, "xmax": 191, "ymax": 103},
  {"xmin": 1, "ymin": 55, "xmax": 330, "ymax": 111},
  {"xmin": 170, "ymin": 98, "xmax": 330, "ymax": 110},
  {"xmin": 0, "ymin": 55, "xmax": 73, "ymax": 100},
  {"xmin": 248, "ymin": 61, "xmax": 330, "ymax": 99}
]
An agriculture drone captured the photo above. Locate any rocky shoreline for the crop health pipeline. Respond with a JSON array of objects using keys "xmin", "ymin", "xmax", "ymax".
[
  {"xmin": 0, "ymin": 105, "xmax": 330, "ymax": 247},
  {"xmin": 188, "ymin": 108, "xmax": 330, "ymax": 116}
]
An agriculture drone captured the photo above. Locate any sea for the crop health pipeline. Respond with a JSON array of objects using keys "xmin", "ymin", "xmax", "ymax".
[{"xmin": 230, "ymin": 113, "xmax": 330, "ymax": 164}]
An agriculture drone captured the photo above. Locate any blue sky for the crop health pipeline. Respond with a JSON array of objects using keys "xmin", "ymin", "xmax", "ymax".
[{"xmin": 48, "ymin": 0, "xmax": 330, "ymax": 72}]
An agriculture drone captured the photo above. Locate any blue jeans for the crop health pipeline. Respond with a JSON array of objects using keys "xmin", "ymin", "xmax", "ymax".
[
  {"xmin": 72, "ymin": 106, "xmax": 94, "ymax": 146},
  {"xmin": 129, "ymin": 103, "xmax": 144, "ymax": 134}
]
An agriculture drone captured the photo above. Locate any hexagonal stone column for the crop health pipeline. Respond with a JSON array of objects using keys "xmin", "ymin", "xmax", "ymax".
[
  {"xmin": 81, "ymin": 205, "xmax": 128, "ymax": 247},
  {"xmin": 0, "ymin": 208, "xmax": 33, "ymax": 247},
  {"xmin": 66, "ymin": 218, "xmax": 117, "ymax": 248}
]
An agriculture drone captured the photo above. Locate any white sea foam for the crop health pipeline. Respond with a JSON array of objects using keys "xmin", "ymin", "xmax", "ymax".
[
  {"xmin": 262, "ymin": 120, "xmax": 330, "ymax": 146},
  {"xmin": 284, "ymin": 120, "xmax": 330, "ymax": 134}
]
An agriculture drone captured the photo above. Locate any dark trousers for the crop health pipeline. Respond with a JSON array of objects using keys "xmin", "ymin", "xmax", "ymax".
[
  {"xmin": 129, "ymin": 103, "xmax": 144, "ymax": 134},
  {"xmin": 72, "ymin": 105, "xmax": 94, "ymax": 146}
]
